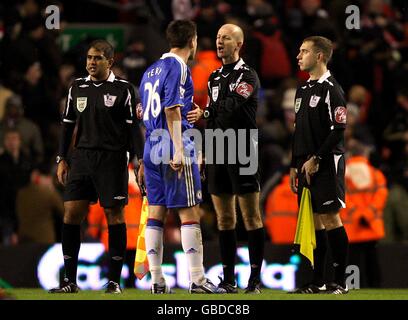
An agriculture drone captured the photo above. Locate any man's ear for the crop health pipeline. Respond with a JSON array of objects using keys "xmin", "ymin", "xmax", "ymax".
[
  {"xmin": 317, "ymin": 52, "xmax": 324, "ymax": 63},
  {"xmin": 236, "ymin": 41, "xmax": 243, "ymax": 52},
  {"xmin": 108, "ymin": 58, "xmax": 114, "ymax": 68}
]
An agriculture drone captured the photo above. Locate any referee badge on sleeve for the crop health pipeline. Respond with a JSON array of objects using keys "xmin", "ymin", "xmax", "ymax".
[
  {"xmin": 309, "ymin": 95, "xmax": 320, "ymax": 108},
  {"xmin": 295, "ymin": 98, "xmax": 302, "ymax": 113},
  {"xmin": 76, "ymin": 97, "xmax": 87, "ymax": 112}
]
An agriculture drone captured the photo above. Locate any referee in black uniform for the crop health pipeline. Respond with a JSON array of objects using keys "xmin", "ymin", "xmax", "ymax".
[
  {"xmin": 290, "ymin": 36, "xmax": 349, "ymax": 294},
  {"xmin": 188, "ymin": 24, "xmax": 265, "ymax": 294},
  {"xmin": 49, "ymin": 40, "xmax": 144, "ymax": 294}
]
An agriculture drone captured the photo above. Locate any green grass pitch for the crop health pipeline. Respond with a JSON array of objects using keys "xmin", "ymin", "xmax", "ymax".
[{"xmin": 4, "ymin": 288, "xmax": 408, "ymax": 300}]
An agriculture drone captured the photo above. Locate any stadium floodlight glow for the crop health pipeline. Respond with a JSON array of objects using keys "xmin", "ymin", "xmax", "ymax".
[{"xmin": 37, "ymin": 244, "xmax": 299, "ymax": 290}]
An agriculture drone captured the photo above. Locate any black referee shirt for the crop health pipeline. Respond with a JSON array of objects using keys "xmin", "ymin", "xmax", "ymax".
[
  {"xmin": 292, "ymin": 70, "xmax": 347, "ymax": 160},
  {"xmin": 62, "ymin": 72, "xmax": 138, "ymax": 152},
  {"xmin": 206, "ymin": 58, "xmax": 259, "ymax": 131}
]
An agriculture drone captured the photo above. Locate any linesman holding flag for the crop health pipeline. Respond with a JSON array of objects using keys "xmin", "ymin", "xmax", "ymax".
[{"xmin": 289, "ymin": 36, "xmax": 349, "ymax": 294}]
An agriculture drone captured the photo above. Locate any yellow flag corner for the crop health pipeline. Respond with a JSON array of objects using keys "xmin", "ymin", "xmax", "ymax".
[{"xmin": 294, "ymin": 187, "xmax": 316, "ymax": 267}]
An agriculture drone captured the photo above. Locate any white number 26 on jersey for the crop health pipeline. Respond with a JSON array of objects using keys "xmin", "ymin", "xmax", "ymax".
[{"xmin": 143, "ymin": 80, "xmax": 161, "ymax": 120}]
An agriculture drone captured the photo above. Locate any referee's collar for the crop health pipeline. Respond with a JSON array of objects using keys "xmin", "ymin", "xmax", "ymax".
[
  {"xmin": 85, "ymin": 71, "xmax": 116, "ymax": 82},
  {"xmin": 307, "ymin": 70, "xmax": 331, "ymax": 83},
  {"xmin": 219, "ymin": 58, "xmax": 245, "ymax": 73}
]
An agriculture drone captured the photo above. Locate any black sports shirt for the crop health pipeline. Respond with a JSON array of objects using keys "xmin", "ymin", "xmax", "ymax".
[
  {"xmin": 60, "ymin": 71, "xmax": 143, "ymax": 158},
  {"xmin": 291, "ymin": 70, "xmax": 347, "ymax": 164},
  {"xmin": 205, "ymin": 58, "xmax": 259, "ymax": 131}
]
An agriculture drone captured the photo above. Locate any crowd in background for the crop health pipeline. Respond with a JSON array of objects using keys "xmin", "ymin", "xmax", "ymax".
[{"xmin": 0, "ymin": 0, "xmax": 407, "ymax": 262}]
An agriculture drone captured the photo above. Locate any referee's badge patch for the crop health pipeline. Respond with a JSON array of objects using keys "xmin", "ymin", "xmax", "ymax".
[
  {"xmin": 295, "ymin": 98, "xmax": 302, "ymax": 113},
  {"xmin": 309, "ymin": 95, "xmax": 320, "ymax": 108},
  {"xmin": 235, "ymin": 82, "xmax": 253, "ymax": 99},
  {"xmin": 104, "ymin": 94, "xmax": 117, "ymax": 107},
  {"xmin": 334, "ymin": 106, "xmax": 347, "ymax": 124},
  {"xmin": 76, "ymin": 97, "xmax": 87, "ymax": 112},
  {"xmin": 212, "ymin": 86, "xmax": 219, "ymax": 102}
]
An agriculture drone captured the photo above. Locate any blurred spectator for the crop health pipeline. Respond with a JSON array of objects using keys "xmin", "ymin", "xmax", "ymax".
[
  {"xmin": 122, "ymin": 39, "xmax": 149, "ymax": 85},
  {"xmin": 286, "ymin": 0, "xmax": 338, "ymax": 51},
  {"xmin": 344, "ymin": 102, "xmax": 376, "ymax": 156},
  {"xmin": 383, "ymin": 141, "xmax": 408, "ymax": 243},
  {"xmin": 383, "ymin": 88, "xmax": 408, "ymax": 168},
  {"xmin": 263, "ymin": 172, "xmax": 298, "ymax": 244},
  {"xmin": 259, "ymin": 81, "xmax": 296, "ymax": 184},
  {"xmin": 4, "ymin": 14, "xmax": 61, "ymax": 85},
  {"xmin": 195, "ymin": 2, "xmax": 225, "ymax": 39},
  {"xmin": 16, "ymin": 61, "xmax": 59, "ymax": 133},
  {"xmin": 340, "ymin": 149, "xmax": 387, "ymax": 287},
  {"xmin": 0, "ymin": 83, "xmax": 14, "ymax": 121},
  {"xmin": 252, "ymin": 13, "xmax": 292, "ymax": 88},
  {"xmin": 383, "ymin": 161, "xmax": 408, "ymax": 243},
  {"xmin": 172, "ymin": 0, "xmax": 199, "ymax": 20},
  {"xmin": 348, "ymin": 84, "xmax": 372, "ymax": 124},
  {"xmin": 0, "ymin": 129, "xmax": 32, "ymax": 246},
  {"xmin": 0, "ymin": 94, "xmax": 44, "ymax": 166},
  {"xmin": 16, "ymin": 168, "xmax": 64, "ymax": 244},
  {"xmin": 191, "ymin": 36, "xmax": 221, "ymax": 109}
]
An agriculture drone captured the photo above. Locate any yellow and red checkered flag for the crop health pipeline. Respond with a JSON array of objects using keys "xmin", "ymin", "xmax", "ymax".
[
  {"xmin": 134, "ymin": 194, "xmax": 149, "ymax": 279},
  {"xmin": 133, "ymin": 165, "xmax": 150, "ymax": 280},
  {"xmin": 294, "ymin": 187, "xmax": 316, "ymax": 267}
]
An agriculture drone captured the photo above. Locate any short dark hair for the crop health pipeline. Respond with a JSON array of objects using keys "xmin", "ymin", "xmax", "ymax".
[
  {"xmin": 88, "ymin": 39, "xmax": 114, "ymax": 59},
  {"xmin": 303, "ymin": 36, "xmax": 333, "ymax": 64},
  {"xmin": 166, "ymin": 20, "xmax": 197, "ymax": 49}
]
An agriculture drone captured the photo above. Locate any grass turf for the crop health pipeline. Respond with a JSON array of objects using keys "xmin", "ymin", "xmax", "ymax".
[{"xmin": 4, "ymin": 288, "xmax": 408, "ymax": 300}]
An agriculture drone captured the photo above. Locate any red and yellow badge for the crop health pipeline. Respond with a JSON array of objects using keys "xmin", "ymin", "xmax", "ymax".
[
  {"xmin": 334, "ymin": 106, "xmax": 347, "ymax": 124},
  {"xmin": 235, "ymin": 82, "xmax": 253, "ymax": 99}
]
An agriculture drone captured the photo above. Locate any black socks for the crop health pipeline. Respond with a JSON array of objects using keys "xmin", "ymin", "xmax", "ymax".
[
  {"xmin": 247, "ymin": 227, "xmax": 265, "ymax": 281},
  {"xmin": 62, "ymin": 223, "xmax": 81, "ymax": 283},
  {"xmin": 219, "ymin": 229, "xmax": 237, "ymax": 284},
  {"xmin": 108, "ymin": 223, "xmax": 127, "ymax": 284},
  {"xmin": 327, "ymin": 226, "xmax": 349, "ymax": 286}
]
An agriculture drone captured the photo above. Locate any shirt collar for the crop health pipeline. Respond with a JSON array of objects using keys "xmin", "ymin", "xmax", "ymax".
[
  {"xmin": 220, "ymin": 58, "xmax": 245, "ymax": 73},
  {"xmin": 307, "ymin": 70, "xmax": 331, "ymax": 83},
  {"xmin": 161, "ymin": 52, "xmax": 187, "ymax": 67},
  {"xmin": 85, "ymin": 71, "xmax": 115, "ymax": 82}
]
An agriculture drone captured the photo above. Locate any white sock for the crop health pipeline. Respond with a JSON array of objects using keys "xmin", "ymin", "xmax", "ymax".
[
  {"xmin": 181, "ymin": 222, "xmax": 205, "ymax": 285},
  {"xmin": 145, "ymin": 224, "xmax": 164, "ymax": 284}
]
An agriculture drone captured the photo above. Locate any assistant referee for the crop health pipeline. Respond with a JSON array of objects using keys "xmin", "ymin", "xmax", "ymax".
[
  {"xmin": 50, "ymin": 39, "xmax": 144, "ymax": 294},
  {"xmin": 290, "ymin": 36, "xmax": 349, "ymax": 294}
]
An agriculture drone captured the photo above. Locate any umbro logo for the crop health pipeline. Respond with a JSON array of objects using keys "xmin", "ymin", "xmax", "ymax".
[
  {"xmin": 322, "ymin": 200, "xmax": 334, "ymax": 205},
  {"xmin": 114, "ymin": 196, "xmax": 126, "ymax": 200},
  {"xmin": 79, "ymin": 84, "xmax": 89, "ymax": 88}
]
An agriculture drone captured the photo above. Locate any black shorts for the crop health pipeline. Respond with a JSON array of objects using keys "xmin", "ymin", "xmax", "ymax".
[
  {"xmin": 207, "ymin": 163, "xmax": 260, "ymax": 195},
  {"xmin": 296, "ymin": 154, "xmax": 345, "ymax": 214},
  {"xmin": 63, "ymin": 148, "xmax": 129, "ymax": 208}
]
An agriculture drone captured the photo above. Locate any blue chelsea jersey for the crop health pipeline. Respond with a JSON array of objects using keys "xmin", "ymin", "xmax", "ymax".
[{"xmin": 139, "ymin": 52, "xmax": 194, "ymax": 139}]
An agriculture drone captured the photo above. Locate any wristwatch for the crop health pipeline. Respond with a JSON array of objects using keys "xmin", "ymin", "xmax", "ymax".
[
  {"xmin": 203, "ymin": 109, "xmax": 210, "ymax": 119},
  {"xmin": 56, "ymin": 155, "xmax": 65, "ymax": 164}
]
